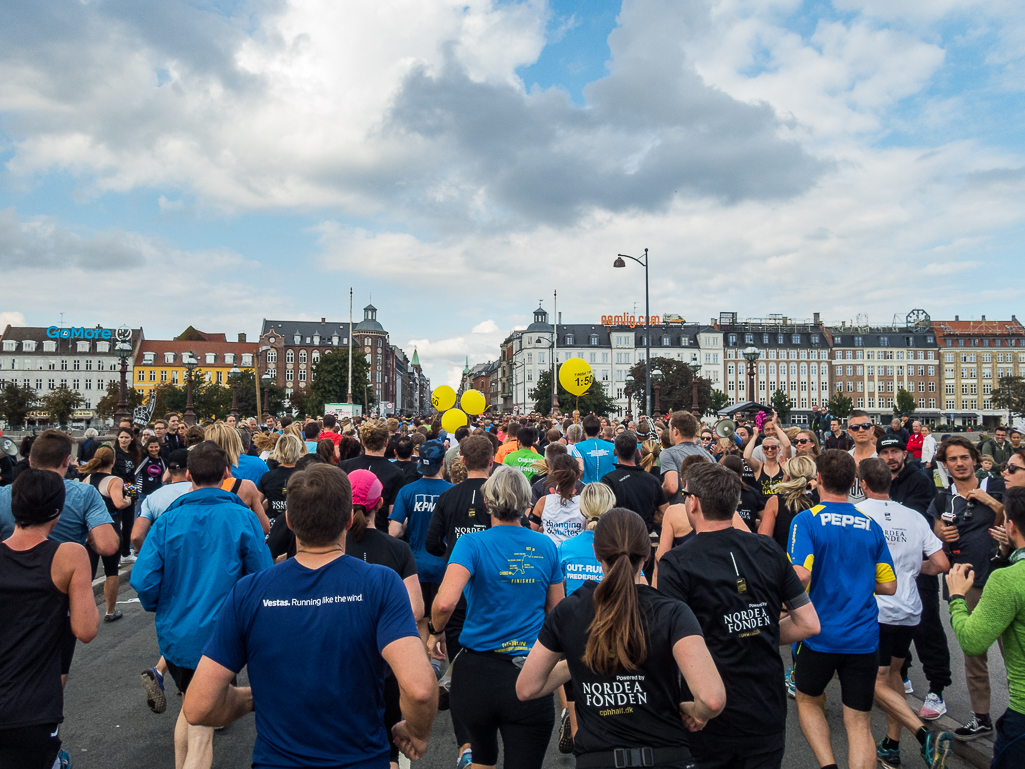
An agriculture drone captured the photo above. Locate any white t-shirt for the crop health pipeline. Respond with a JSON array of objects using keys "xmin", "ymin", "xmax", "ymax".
[
  {"xmin": 541, "ymin": 493, "xmax": 585, "ymax": 545},
  {"xmin": 859, "ymin": 498, "xmax": 944, "ymax": 626}
]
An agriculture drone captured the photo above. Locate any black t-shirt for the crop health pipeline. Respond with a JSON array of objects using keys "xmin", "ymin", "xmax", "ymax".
[
  {"xmin": 657, "ymin": 528, "xmax": 807, "ymax": 743},
  {"xmin": 344, "ymin": 528, "xmax": 417, "ymax": 580},
  {"xmin": 340, "ymin": 455, "xmax": 407, "ymax": 529},
  {"xmin": 735, "ymin": 485, "xmax": 766, "ymax": 533},
  {"xmin": 600, "ymin": 464, "xmax": 666, "ymax": 532},
  {"xmin": 926, "ymin": 478, "xmax": 1004, "ymax": 588},
  {"xmin": 425, "ymin": 478, "xmax": 491, "ymax": 560},
  {"xmin": 257, "ymin": 466, "xmax": 297, "ymax": 517},
  {"xmin": 530, "ymin": 475, "xmax": 585, "ymax": 506},
  {"xmin": 537, "ymin": 582, "xmax": 703, "ymax": 758},
  {"xmin": 135, "ymin": 457, "xmax": 166, "ymax": 496},
  {"xmin": 394, "ymin": 459, "xmax": 421, "ymax": 487}
]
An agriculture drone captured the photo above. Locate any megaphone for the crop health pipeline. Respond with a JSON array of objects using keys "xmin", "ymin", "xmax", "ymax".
[
  {"xmin": 0, "ymin": 438, "xmax": 17, "ymax": 457},
  {"xmin": 714, "ymin": 419, "xmax": 736, "ymax": 440}
]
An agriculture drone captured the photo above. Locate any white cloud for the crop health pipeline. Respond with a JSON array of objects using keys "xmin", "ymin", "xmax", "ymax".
[
  {"xmin": 0, "ymin": 311, "xmax": 26, "ymax": 330},
  {"xmin": 472, "ymin": 319, "xmax": 499, "ymax": 333}
]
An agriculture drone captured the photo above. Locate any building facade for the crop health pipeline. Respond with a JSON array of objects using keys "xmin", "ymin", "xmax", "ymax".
[
  {"xmin": 133, "ymin": 332, "xmax": 257, "ymax": 397},
  {"xmin": 0, "ymin": 324, "xmax": 143, "ymax": 425}
]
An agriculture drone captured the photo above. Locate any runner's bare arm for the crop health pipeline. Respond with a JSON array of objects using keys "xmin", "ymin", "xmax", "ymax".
[
  {"xmin": 675, "ymin": 635, "xmax": 726, "ymax": 732},
  {"xmin": 388, "ymin": 520, "xmax": 407, "ymax": 538},
  {"xmin": 662, "ymin": 469, "xmax": 679, "ymax": 499},
  {"xmin": 403, "ymin": 574, "xmax": 425, "ymax": 622},
  {"xmin": 757, "ymin": 496, "xmax": 778, "ymax": 538},
  {"xmin": 131, "ymin": 517, "xmax": 152, "ymax": 553},
  {"xmin": 544, "ymin": 580, "xmax": 565, "ymax": 615},
  {"xmin": 384, "ymin": 636, "xmax": 438, "ymax": 761},
  {"xmin": 516, "ymin": 641, "xmax": 570, "ymax": 701},
  {"xmin": 431, "ymin": 563, "xmax": 472, "ymax": 632},
  {"xmin": 87, "ymin": 522, "xmax": 120, "ymax": 557},
  {"xmin": 183, "ymin": 656, "xmax": 253, "ymax": 727},
  {"xmin": 778, "ymin": 601, "xmax": 819, "ymax": 646},
  {"xmin": 55, "ymin": 542, "xmax": 99, "ymax": 644},
  {"xmin": 920, "ymin": 548, "xmax": 950, "ymax": 577}
]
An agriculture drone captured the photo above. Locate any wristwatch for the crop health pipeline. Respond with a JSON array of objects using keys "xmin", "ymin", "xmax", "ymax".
[{"xmin": 427, "ymin": 618, "xmax": 442, "ymax": 636}]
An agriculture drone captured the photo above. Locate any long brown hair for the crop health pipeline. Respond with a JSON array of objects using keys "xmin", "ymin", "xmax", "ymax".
[
  {"xmin": 547, "ymin": 453, "xmax": 580, "ymax": 502},
  {"xmin": 80, "ymin": 445, "xmax": 115, "ymax": 476},
  {"xmin": 584, "ymin": 508, "xmax": 651, "ymax": 675},
  {"xmin": 350, "ymin": 504, "xmax": 372, "ymax": 542}
]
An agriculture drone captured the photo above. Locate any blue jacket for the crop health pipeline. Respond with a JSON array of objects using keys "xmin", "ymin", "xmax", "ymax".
[{"xmin": 130, "ymin": 487, "xmax": 272, "ymax": 668}]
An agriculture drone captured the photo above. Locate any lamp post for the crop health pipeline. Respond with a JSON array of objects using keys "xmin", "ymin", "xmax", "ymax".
[
  {"xmin": 228, "ymin": 365, "xmax": 242, "ymax": 419},
  {"xmin": 742, "ymin": 346, "xmax": 761, "ymax": 405},
  {"xmin": 652, "ymin": 368, "xmax": 664, "ymax": 416},
  {"xmin": 614, "ymin": 248, "xmax": 650, "ymax": 416},
  {"xmin": 114, "ymin": 327, "xmax": 133, "ymax": 425},
  {"xmin": 183, "ymin": 352, "xmax": 198, "ymax": 426},
  {"xmin": 261, "ymin": 371, "xmax": 273, "ymax": 420},
  {"xmin": 688, "ymin": 359, "xmax": 702, "ymax": 417},
  {"xmin": 625, "ymin": 373, "xmax": 635, "ymax": 422}
]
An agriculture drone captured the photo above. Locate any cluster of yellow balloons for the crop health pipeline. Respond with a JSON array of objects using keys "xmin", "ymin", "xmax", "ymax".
[
  {"xmin": 558, "ymin": 357, "xmax": 594, "ymax": 396},
  {"xmin": 432, "ymin": 385, "xmax": 487, "ymax": 433}
]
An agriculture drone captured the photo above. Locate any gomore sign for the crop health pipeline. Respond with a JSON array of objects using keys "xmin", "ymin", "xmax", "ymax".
[{"xmin": 46, "ymin": 326, "xmax": 114, "ymax": 340}]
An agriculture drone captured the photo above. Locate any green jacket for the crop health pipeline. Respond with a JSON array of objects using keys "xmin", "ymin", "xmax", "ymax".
[
  {"xmin": 950, "ymin": 559, "xmax": 1025, "ymax": 713},
  {"xmin": 980, "ymin": 438, "xmax": 1013, "ymax": 468}
]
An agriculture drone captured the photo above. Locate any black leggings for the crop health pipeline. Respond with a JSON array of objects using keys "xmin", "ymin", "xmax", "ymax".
[
  {"xmin": 445, "ymin": 597, "xmax": 470, "ymax": 748},
  {"xmin": 0, "ymin": 723, "xmax": 61, "ymax": 769},
  {"xmin": 450, "ymin": 650, "xmax": 554, "ymax": 768}
]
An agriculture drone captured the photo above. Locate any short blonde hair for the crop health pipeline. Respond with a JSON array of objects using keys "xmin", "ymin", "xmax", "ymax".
[
  {"xmin": 482, "ymin": 465, "xmax": 531, "ymax": 522},
  {"xmin": 579, "ymin": 483, "xmax": 616, "ymax": 530},
  {"xmin": 204, "ymin": 422, "xmax": 242, "ymax": 466},
  {"xmin": 272, "ymin": 433, "xmax": 307, "ymax": 466}
]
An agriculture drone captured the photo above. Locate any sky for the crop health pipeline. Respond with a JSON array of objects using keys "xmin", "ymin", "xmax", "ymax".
[{"xmin": 1, "ymin": 0, "xmax": 1023, "ymax": 388}]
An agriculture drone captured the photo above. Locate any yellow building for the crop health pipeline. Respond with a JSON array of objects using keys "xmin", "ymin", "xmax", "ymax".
[{"xmin": 132, "ymin": 334, "xmax": 257, "ymax": 395}]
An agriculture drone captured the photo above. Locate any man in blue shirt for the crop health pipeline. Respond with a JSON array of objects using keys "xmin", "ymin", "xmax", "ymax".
[
  {"xmin": 789, "ymin": 450, "xmax": 897, "ymax": 769},
  {"xmin": 183, "ymin": 463, "xmax": 437, "ymax": 768},
  {"xmin": 131, "ymin": 441, "xmax": 271, "ymax": 769},
  {"xmin": 389, "ymin": 439, "xmax": 452, "ymax": 640},
  {"xmin": 577, "ymin": 415, "xmax": 615, "ymax": 484}
]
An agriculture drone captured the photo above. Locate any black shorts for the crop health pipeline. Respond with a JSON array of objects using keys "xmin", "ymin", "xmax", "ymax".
[
  {"xmin": 793, "ymin": 644, "xmax": 878, "ymax": 712},
  {"xmin": 165, "ymin": 660, "xmax": 196, "ymax": 695},
  {"xmin": 0, "ymin": 723, "xmax": 61, "ymax": 769},
  {"xmin": 878, "ymin": 623, "xmax": 917, "ymax": 666},
  {"xmin": 420, "ymin": 581, "xmax": 440, "ymax": 615},
  {"xmin": 87, "ymin": 518, "xmax": 122, "ymax": 579}
]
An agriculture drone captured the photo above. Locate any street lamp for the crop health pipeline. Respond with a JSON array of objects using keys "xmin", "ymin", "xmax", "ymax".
[
  {"xmin": 228, "ymin": 365, "xmax": 242, "ymax": 419},
  {"xmin": 651, "ymin": 368, "xmax": 664, "ymax": 416},
  {"xmin": 113, "ymin": 327, "xmax": 133, "ymax": 425},
  {"xmin": 625, "ymin": 373, "xmax": 635, "ymax": 422},
  {"xmin": 688, "ymin": 359, "xmax": 702, "ymax": 417},
  {"xmin": 261, "ymin": 371, "xmax": 273, "ymax": 420},
  {"xmin": 614, "ymin": 248, "xmax": 650, "ymax": 416},
  {"xmin": 183, "ymin": 351, "xmax": 198, "ymax": 426},
  {"xmin": 742, "ymin": 346, "xmax": 761, "ymax": 405}
]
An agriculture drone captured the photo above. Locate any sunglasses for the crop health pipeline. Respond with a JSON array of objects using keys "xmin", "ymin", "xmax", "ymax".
[
  {"xmin": 848, "ymin": 424, "xmax": 874, "ymax": 432},
  {"xmin": 1005, "ymin": 465, "xmax": 1025, "ymax": 475},
  {"xmin": 763, "ymin": 445, "xmax": 780, "ymax": 450},
  {"xmin": 794, "ymin": 438, "xmax": 813, "ymax": 445}
]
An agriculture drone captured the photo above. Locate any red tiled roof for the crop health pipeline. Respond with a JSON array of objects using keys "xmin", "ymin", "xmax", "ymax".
[
  {"xmin": 134, "ymin": 338, "xmax": 258, "ymax": 364},
  {"xmin": 932, "ymin": 319, "xmax": 1025, "ymax": 336}
]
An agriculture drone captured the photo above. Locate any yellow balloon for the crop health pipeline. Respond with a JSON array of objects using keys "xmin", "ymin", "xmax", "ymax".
[
  {"xmin": 559, "ymin": 358, "xmax": 594, "ymax": 397},
  {"xmin": 441, "ymin": 408, "xmax": 468, "ymax": 433},
  {"xmin": 460, "ymin": 389, "xmax": 486, "ymax": 415},
  {"xmin": 432, "ymin": 385, "xmax": 457, "ymax": 411}
]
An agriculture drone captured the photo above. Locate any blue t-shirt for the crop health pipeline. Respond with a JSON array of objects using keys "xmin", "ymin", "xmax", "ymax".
[
  {"xmin": 450, "ymin": 525, "xmax": 562, "ymax": 655},
  {"xmin": 577, "ymin": 438, "xmax": 616, "ymax": 484},
  {"xmin": 233, "ymin": 454, "xmax": 269, "ymax": 485},
  {"xmin": 788, "ymin": 501, "xmax": 895, "ymax": 654},
  {"xmin": 558, "ymin": 530, "xmax": 604, "ymax": 595},
  {"xmin": 202, "ymin": 556, "xmax": 418, "ymax": 769},
  {"xmin": 138, "ymin": 482, "xmax": 192, "ymax": 522},
  {"xmin": 0, "ymin": 479, "xmax": 112, "ymax": 543},
  {"xmin": 389, "ymin": 478, "xmax": 452, "ymax": 584}
]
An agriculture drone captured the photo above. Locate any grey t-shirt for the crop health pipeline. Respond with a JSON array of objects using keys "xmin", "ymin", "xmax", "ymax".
[{"xmin": 660, "ymin": 441, "xmax": 716, "ymax": 504}]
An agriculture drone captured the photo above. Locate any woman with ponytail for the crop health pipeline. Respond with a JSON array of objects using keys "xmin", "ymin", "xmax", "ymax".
[
  {"xmin": 517, "ymin": 508, "xmax": 725, "ymax": 769},
  {"xmin": 757, "ymin": 455, "xmax": 818, "ymax": 551},
  {"xmin": 528, "ymin": 453, "xmax": 585, "ymax": 545},
  {"xmin": 80, "ymin": 446, "xmax": 132, "ymax": 622}
]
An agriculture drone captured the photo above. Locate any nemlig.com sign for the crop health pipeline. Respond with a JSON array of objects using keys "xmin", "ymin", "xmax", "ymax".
[{"xmin": 46, "ymin": 326, "xmax": 114, "ymax": 340}]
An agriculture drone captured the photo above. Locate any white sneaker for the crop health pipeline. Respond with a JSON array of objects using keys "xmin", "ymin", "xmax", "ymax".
[
  {"xmin": 121, "ymin": 553, "xmax": 137, "ymax": 564},
  {"xmin": 919, "ymin": 692, "xmax": 947, "ymax": 721},
  {"xmin": 903, "ymin": 677, "xmax": 913, "ymax": 694}
]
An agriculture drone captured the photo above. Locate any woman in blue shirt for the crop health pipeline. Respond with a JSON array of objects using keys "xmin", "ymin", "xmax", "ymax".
[{"xmin": 430, "ymin": 465, "xmax": 564, "ymax": 769}]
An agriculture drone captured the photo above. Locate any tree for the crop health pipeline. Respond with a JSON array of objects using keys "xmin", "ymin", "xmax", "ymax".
[
  {"xmin": 826, "ymin": 392, "xmax": 854, "ymax": 420},
  {"xmin": 232, "ymin": 371, "xmax": 287, "ymax": 419},
  {"xmin": 40, "ymin": 385, "xmax": 84, "ymax": 427},
  {"xmin": 992, "ymin": 376, "xmax": 1025, "ymax": 426},
  {"xmin": 707, "ymin": 389, "xmax": 729, "ymax": 418},
  {"xmin": 308, "ymin": 349, "xmax": 372, "ymax": 416},
  {"xmin": 894, "ymin": 388, "xmax": 916, "ymax": 417},
  {"xmin": 770, "ymin": 388, "xmax": 794, "ymax": 424},
  {"xmin": 287, "ymin": 388, "xmax": 311, "ymax": 418},
  {"xmin": 627, "ymin": 357, "xmax": 714, "ymax": 416},
  {"xmin": 95, "ymin": 381, "xmax": 145, "ymax": 420},
  {"xmin": 529, "ymin": 369, "xmax": 619, "ymax": 417},
  {"xmin": 0, "ymin": 383, "xmax": 37, "ymax": 428}
]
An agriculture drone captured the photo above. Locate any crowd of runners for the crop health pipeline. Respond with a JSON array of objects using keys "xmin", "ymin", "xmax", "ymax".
[{"xmin": 1, "ymin": 406, "xmax": 1024, "ymax": 769}]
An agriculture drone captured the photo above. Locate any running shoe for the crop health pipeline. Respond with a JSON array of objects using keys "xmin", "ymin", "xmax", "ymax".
[
  {"xmin": 141, "ymin": 668, "xmax": 167, "ymax": 714},
  {"xmin": 876, "ymin": 740, "xmax": 901, "ymax": 768},
  {"xmin": 919, "ymin": 693, "xmax": 947, "ymax": 721},
  {"xmin": 56, "ymin": 748, "xmax": 72, "ymax": 768},
  {"xmin": 103, "ymin": 611, "xmax": 123, "ymax": 622},
  {"xmin": 903, "ymin": 677, "xmax": 913, "ymax": 694},
  {"xmin": 121, "ymin": 552, "xmax": 137, "ymax": 564},
  {"xmin": 785, "ymin": 668, "xmax": 796, "ymax": 699},
  {"xmin": 921, "ymin": 730, "xmax": 953, "ymax": 768},
  {"xmin": 456, "ymin": 749, "xmax": 472, "ymax": 769},
  {"xmin": 558, "ymin": 708, "xmax": 573, "ymax": 754},
  {"xmin": 953, "ymin": 715, "xmax": 992, "ymax": 741}
]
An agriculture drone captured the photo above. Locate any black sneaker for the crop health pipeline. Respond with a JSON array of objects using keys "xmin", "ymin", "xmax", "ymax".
[
  {"xmin": 953, "ymin": 715, "xmax": 993, "ymax": 741},
  {"xmin": 103, "ymin": 610, "xmax": 123, "ymax": 623},
  {"xmin": 558, "ymin": 708, "xmax": 574, "ymax": 754}
]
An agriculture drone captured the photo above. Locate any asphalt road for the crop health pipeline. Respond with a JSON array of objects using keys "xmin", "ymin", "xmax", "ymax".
[{"xmin": 57, "ymin": 578, "xmax": 990, "ymax": 769}]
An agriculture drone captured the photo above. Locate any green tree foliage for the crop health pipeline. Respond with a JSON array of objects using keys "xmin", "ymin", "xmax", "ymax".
[
  {"xmin": 529, "ymin": 369, "xmax": 619, "ymax": 417},
  {"xmin": 287, "ymin": 388, "xmax": 311, "ymax": 418},
  {"xmin": 150, "ymin": 370, "xmax": 286, "ymax": 422},
  {"xmin": 827, "ymin": 392, "xmax": 854, "ymax": 420},
  {"xmin": 894, "ymin": 388, "xmax": 917, "ymax": 416},
  {"xmin": 41, "ymin": 385, "xmax": 84, "ymax": 427},
  {"xmin": 707, "ymin": 389, "xmax": 730, "ymax": 418},
  {"xmin": 770, "ymin": 388, "xmax": 794, "ymax": 424},
  {"xmin": 231, "ymin": 371, "xmax": 286, "ymax": 419},
  {"xmin": 0, "ymin": 382, "xmax": 38, "ymax": 428},
  {"xmin": 95, "ymin": 381, "xmax": 145, "ymax": 420},
  {"xmin": 992, "ymin": 376, "xmax": 1025, "ymax": 423},
  {"xmin": 307, "ymin": 349, "xmax": 372, "ymax": 415},
  {"xmin": 626, "ymin": 357, "xmax": 714, "ymax": 417}
]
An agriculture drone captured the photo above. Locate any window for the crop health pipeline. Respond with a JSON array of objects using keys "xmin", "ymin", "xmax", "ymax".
[
  {"xmin": 526, "ymin": 353, "xmax": 532, "ymax": 364},
  {"xmin": 47, "ymin": 378, "xmax": 54, "ymax": 389},
  {"xmin": 299, "ymin": 350, "xmax": 307, "ymax": 364},
  {"xmin": 846, "ymin": 365, "xmax": 853, "ymax": 376},
  {"xmin": 164, "ymin": 352, "xmax": 175, "ymax": 364},
  {"xmin": 216, "ymin": 371, "xmax": 223, "ymax": 384},
  {"xmin": 854, "ymin": 337, "xmax": 862, "ymax": 346},
  {"xmin": 60, "ymin": 359, "xmax": 67, "ymax": 370},
  {"xmin": 285, "ymin": 370, "xmax": 293, "ymax": 382},
  {"xmin": 791, "ymin": 335, "xmax": 800, "ymax": 344},
  {"xmin": 661, "ymin": 335, "xmax": 670, "ymax": 346},
  {"xmin": 137, "ymin": 370, "xmax": 145, "ymax": 382},
  {"xmin": 565, "ymin": 335, "xmax": 574, "ymax": 345},
  {"xmin": 286, "ymin": 351, "xmax": 294, "ymax": 364},
  {"xmin": 160, "ymin": 370, "xmax": 167, "ymax": 382},
  {"xmin": 204, "ymin": 353, "xmax": 215, "ymax": 364},
  {"xmin": 846, "ymin": 381, "xmax": 854, "ymax": 392},
  {"xmin": 171, "ymin": 371, "xmax": 178, "ymax": 384},
  {"xmin": 946, "ymin": 384, "xmax": 955, "ymax": 395},
  {"xmin": 602, "ymin": 353, "xmax": 609, "ymax": 363},
  {"xmin": 149, "ymin": 370, "xmax": 156, "ymax": 381},
  {"xmin": 929, "ymin": 382, "xmax": 936, "ymax": 392},
  {"xmin": 930, "ymin": 399, "xmax": 936, "ymax": 408},
  {"xmin": 241, "ymin": 354, "xmax": 253, "ymax": 367},
  {"xmin": 85, "ymin": 359, "xmax": 93, "ymax": 370},
  {"xmin": 298, "ymin": 369, "xmax": 307, "ymax": 382},
  {"xmin": 267, "ymin": 351, "xmax": 277, "ymax": 364},
  {"xmin": 728, "ymin": 334, "xmax": 737, "ymax": 346},
  {"xmin": 591, "ymin": 334, "xmax": 599, "ymax": 346}
]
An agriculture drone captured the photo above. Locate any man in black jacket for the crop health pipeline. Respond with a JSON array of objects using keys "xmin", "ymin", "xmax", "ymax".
[{"xmin": 878, "ymin": 434, "xmax": 952, "ymax": 722}]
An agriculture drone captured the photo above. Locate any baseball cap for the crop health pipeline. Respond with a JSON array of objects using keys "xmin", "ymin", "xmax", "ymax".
[
  {"xmin": 349, "ymin": 469, "xmax": 383, "ymax": 509},
  {"xmin": 418, "ymin": 439, "xmax": 446, "ymax": 475},
  {"xmin": 877, "ymin": 435, "xmax": 906, "ymax": 452},
  {"xmin": 166, "ymin": 449, "xmax": 190, "ymax": 471}
]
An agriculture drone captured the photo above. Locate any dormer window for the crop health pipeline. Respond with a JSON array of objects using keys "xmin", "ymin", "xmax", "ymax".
[
  {"xmin": 2, "ymin": 341, "xmax": 15, "ymax": 352},
  {"xmin": 241, "ymin": 354, "xmax": 253, "ymax": 366},
  {"xmin": 22, "ymin": 341, "xmax": 37, "ymax": 352},
  {"xmin": 565, "ymin": 335, "xmax": 574, "ymax": 345},
  {"xmin": 43, "ymin": 341, "xmax": 56, "ymax": 352},
  {"xmin": 332, "ymin": 335, "xmax": 339, "ymax": 345},
  {"xmin": 76, "ymin": 341, "xmax": 89, "ymax": 352},
  {"xmin": 313, "ymin": 334, "xmax": 320, "ymax": 345},
  {"xmin": 143, "ymin": 352, "xmax": 155, "ymax": 364},
  {"xmin": 164, "ymin": 352, "xmax": 175, "ymax": 364},
  {"xmin": 205, "ymin": 353, "xmax": 216, "ymax": 364},
  {"xmin": 590, "ymin": 334, "xmax": 599, "ymax": 346},
  {"xmin": 680, "ymin": 337, "xmax": 690, "ymax": 346},
  {"xmin": 96, "ymin": 342, "xmax": 110, "ymax": 353},
  {"xmin": 294, "ymin": 333, "xmax": 301, "ymax": 344},
  {"xmin": 224, "ymin": 353, "xmax": 235, "ymax": 364},
  {"xmin": 662, "ymin": 336, "xmax": 671, "ymax": 346}
]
